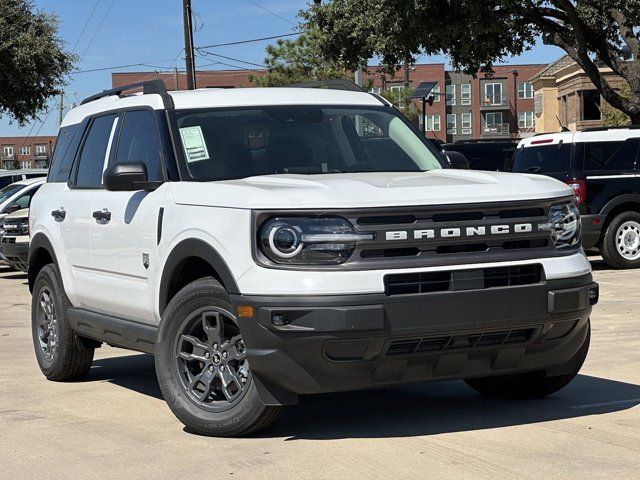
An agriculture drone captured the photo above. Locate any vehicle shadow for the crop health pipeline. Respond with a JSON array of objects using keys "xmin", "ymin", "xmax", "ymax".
[{"xmin": 88, "ymin": 353, "xmax": 640, "ymax": 440}]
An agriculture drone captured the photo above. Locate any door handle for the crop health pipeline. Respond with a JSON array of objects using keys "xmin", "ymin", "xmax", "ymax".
[
  {"xmin": 92, "ymin": 209, "xmax": 111, "ymax": 223},
  {"xmin": 51, "ymin": 208, "xmax": 66, "ymax": 221}
]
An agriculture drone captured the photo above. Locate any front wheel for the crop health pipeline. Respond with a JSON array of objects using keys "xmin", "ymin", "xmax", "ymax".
[
  {"xmin": 465, "ymin": 321, "xmax": 590, "ymax": 399},
  {"xmin": 155, "ymin": 277, "xmax": 281, "ymax": 437}
]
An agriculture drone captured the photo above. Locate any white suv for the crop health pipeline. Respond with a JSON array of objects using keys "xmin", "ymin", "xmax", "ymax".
[{"xmin": 29, "ymin": 80, "xmax": 598, "ymax": 436}]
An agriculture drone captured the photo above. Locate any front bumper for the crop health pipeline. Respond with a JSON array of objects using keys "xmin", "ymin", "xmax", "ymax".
[
  {"xmin": 232, "ymin": 274, "xmax": 598, "ymax": 405},
  {"xmin": 0, "ymin": 237, "xmax": 29, "ymax": 271}
]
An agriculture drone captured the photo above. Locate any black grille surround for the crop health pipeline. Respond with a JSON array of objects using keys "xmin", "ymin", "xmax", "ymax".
[{"xmin": 252, "ymin": 196, "xmax": 579, "ymax": 271}]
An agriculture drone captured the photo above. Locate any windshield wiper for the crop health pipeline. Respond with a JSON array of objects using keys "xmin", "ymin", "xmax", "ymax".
[{"xmin": 526, "ymin": 166, "xmax": 542, "ymax": 174}]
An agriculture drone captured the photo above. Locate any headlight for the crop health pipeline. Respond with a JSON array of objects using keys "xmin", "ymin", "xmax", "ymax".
[
  {"xmin": 259, "ymin": 217, "xmax": 374, "ymax": 265},
  {"xmin": 539, "ymin": 203, "xmax": 581, "ymax": 248}
]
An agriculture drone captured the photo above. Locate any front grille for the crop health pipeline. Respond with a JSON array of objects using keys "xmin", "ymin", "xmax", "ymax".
[
  {"xmin": 385, "ymin": 327, "xmax": 537, "ymax": 356},
  {"xmin": 384, "ymin": 264, "xmax": 543, "ymax": 296}
]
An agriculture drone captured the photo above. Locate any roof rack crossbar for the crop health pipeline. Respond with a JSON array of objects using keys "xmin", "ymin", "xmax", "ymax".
[{"xmin": 80, "ymin": 79, "xmax": 174, "ymax": 109}]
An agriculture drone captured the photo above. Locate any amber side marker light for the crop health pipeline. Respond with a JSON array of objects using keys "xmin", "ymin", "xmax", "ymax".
[{"xmin": 236, "ymin": 305, "xmax": 254, "ymax": 318}]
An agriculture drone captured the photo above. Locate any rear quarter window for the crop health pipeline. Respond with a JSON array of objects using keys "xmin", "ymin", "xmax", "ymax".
[
  {"xmin": 579, "ymin": 139, "xmax": 639, "ymax": 171},
  {"xmin": 512, "ymin": 143, "xmax": 572, "ymax": 174}
]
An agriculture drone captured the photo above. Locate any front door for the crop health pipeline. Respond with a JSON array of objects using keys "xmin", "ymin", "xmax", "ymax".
[{"xmin": 88, "ymin": 109, "xmax": 166, "ymax": 324}]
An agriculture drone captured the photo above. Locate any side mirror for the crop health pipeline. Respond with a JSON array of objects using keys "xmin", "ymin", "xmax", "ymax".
[
  {"xmin": 104, "ymin": 162, "xmax": 150, "ymax": 191},
  {"xmin": 5, "ymin": 204, "xmax": 21, "ymax": 214},
  {"xmin": 444, "ymin": 150, "xmax": 470, "ymax": 170}
]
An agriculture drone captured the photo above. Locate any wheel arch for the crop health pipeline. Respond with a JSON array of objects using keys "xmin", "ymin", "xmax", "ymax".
[
  {"xmin": 159, "ymin": 238, "xmax": 239, "ymax": 316},
  {"xmin": 600, "ymin": 195, "xmax": 640, "ymax": 238},
  {"xmin": 28, "ymin": 233, "xmax": 59, "ymax": 293}
]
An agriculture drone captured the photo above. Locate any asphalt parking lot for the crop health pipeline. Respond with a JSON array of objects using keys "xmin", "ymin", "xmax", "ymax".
[{"xmin": 0, "ymin": 258, "xmax": 638, "ymax": 480}]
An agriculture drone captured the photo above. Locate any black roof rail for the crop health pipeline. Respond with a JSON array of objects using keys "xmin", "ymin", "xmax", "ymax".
[
  {"xmin": 580, "ymin": 125, "xmax": 639, "ymax": 132},
  {"xmin": 285, "ymin": 78, "xmax": 365, "ymax": 92},
  {"xmin": 80, "ymin": 79, "xmax": 174, "ymax": 109}
]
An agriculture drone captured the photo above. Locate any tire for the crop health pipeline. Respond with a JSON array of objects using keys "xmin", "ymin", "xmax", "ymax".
[
  {"xmin": 31, "ymin": 264, "xmax": 94, "ymax": 381},
  {"xmin": 601, "ymin": 211, "xmax": 640, "ymax": 269},
  {"xmin": 155, "ymin": 277, "xmax": 281, "ymax": 437},
  {"xmin": 465, "ymin": 321, "xmax": 590, "ymax": 399}
]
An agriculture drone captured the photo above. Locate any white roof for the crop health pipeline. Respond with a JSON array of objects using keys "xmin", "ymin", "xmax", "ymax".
[
  {"xmin": 61, "ymin": 87, "xmax": 384, "ymax": 127},
  {"xmin": 518, "ymin": 128, "xmax": 640, "ymax": 148},
  {"xmin": 9, "ymin": 177, "xmax": 46, "ymax": 187}
]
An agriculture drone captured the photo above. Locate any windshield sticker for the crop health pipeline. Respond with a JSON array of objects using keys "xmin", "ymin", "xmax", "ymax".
[{"xmin": 179, "ymin": 126, "xmax": 210, "ymax": 163}]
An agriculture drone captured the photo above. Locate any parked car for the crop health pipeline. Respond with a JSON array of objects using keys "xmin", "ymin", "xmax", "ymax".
[
  {"xmin": 28, "ymin": 80, "xmax": 597, "ymax": 436},
  {"xmin": 513, "ymin": 127, "xmax": 640, "ymax": 269},
  {"xmin": 1, "ymin": 208, "xmax": 30, "ymax": 271},
  {"xmin": 443, "ymin": 140, "xmax": 518, "ymax": 171},
  {"xmin": 0, "ymin": 169, "xmax": 47, "ymax": 189},
  {"xmin": 0, "ymin": 178, "xmax": 44, "ymax": 265}
]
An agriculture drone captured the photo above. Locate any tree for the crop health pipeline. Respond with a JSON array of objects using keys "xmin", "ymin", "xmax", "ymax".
[
  {"xmin": 249, "ymin": 29, "xmax": 349, "ymax": 86},
  {"xmin": 303, "ymin": 1, "xmax": 640, "ymax": 124},
  {"xmin": 0, "ymin": 0, "xmax": 75, "ymax": 125},
  {"xmin": 601, "ymin": 83, "xmax": 632, "ymax": 126},
  {"xmin": 380, "ymin": 87, "xmax": 420, "ymax": 125}
]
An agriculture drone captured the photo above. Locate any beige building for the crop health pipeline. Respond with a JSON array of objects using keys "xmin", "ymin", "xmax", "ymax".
[{"xmin": 530, "ymin": 55, "xmax": 628, "ymax": 133}]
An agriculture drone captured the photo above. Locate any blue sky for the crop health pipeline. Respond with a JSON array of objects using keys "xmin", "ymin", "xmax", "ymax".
[{"xmin": 0, "ymin": 0, "xmax": 566, "ymax": 137}]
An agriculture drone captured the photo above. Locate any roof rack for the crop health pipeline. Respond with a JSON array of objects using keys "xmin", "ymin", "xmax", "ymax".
[
  {"xmin": 80, "ymin": 79, "xmax": 174, "ymax": 109},
  {"xmin": 285, "ymin": 79, "xmax": 365, "ymax": 92},
  {"xmin": 451, "ymin": 139, "xmax": 518, "ymax": 145},
  {"xmin": 580, "ymin": 125, "xmax": 640, "ymax": 132}
]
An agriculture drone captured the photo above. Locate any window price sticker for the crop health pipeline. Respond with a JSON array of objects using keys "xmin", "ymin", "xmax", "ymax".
[{"xmin": 179, "ymin": 126, "xmax": 210, "ymax": 163}]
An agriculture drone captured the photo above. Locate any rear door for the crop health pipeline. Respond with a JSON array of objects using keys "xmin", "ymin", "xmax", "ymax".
[
  {"xmin": 88, "ymin": 109, "xmax": 166, "ymax": 324},
  {"xmin": 59, "ymin": 112, "xmax": 120, "ymax": 308},
  {"xmin": 577, "ymin": 134, "xmax": 640, "ymax": 212}
]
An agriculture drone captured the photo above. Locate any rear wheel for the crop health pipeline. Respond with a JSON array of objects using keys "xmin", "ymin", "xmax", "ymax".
[
  {"xmin": 465, "ymin": 321, "xmax": 590, "ymax": 399},
  {"xmin": 602, "ymin": 211, "xmax": 640, "ymax": 269},
  {"xmin": 155, "ymin": 277, "xmax": 281, "ymax": 437},
  {"xmin": 31, "ymin": 264, "xmax": 94, "ymax": 381}
]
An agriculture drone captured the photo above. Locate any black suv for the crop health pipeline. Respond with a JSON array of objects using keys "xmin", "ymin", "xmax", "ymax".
[
  {"xmin": 513, "ymin": 128, "xmax": 640, "ymax": 269},
  {"xmin": 443, "ymin": 140, "xmax": 518, "ymax": 171}
]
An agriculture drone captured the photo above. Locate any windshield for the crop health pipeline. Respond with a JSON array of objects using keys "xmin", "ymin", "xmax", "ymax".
[
  {"xmin": 512, "ymin": 143, "xmax": 572, "ymax": 174},
  {"xmin": 174, "ymin": 105, "xmax": 444, "ymax": 181},
  {"xmin": 0, "ymin": 184, "xmax": 23, "ymax": 204}
]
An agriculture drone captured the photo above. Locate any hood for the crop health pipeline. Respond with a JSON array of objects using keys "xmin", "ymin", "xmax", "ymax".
[{"xmin": 171, "ymin": 170, "xmax": 573, "ymax": 210}]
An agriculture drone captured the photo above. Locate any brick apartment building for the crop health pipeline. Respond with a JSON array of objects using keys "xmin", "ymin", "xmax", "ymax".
[
  {"xmin": 0, "ymin": 136, "xmax": 56, "ymax": 170},
  {"xmin": 113, "ymin": 63, "xmax": 545, "ymax": 144}
]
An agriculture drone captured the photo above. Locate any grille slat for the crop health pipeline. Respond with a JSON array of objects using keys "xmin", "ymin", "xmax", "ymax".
[
  {"xmin": 386, "ymin": 327, "xmax": 536, "ymax": 356},
  {"xmin": 384, "ymin": 264, "xmax": 543, "ymax": 296}
]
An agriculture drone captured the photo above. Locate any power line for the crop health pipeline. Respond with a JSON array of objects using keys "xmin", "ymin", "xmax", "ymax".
[
  {"xmin": 71, "ymin": 56, "xmax": 185, "ymax": 74},
  {"xmin": 71, "ymin": 0, "xmax": 101, "ymax": 53},
  {"xmin": 195, "ymin": 50, "xmax": 265, "ymax": 68},
  {"xmin": 246, "ymin": 0, "xmax": 297, "ymax": 26},
  {"xmin": 80, "ymin": 0, "xmax": 116, "ymax": 59},
  {"xmin": 196, "ymin": 32, "xmax": 300, "ymax": 50}
]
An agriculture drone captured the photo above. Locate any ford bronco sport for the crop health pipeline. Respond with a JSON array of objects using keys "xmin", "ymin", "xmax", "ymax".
[{"xmin": 29, "ymin": 80, "xmax": 598, "ymax": 436}]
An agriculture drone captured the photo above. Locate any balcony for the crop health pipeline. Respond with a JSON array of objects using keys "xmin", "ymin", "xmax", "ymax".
[
  {"xmin": 480, "ymin": 95, "xmax": 509, "ymax": 109},
  {"xmin": 482, "ymin": 123, "xmax": 510, "ymax": 137}
]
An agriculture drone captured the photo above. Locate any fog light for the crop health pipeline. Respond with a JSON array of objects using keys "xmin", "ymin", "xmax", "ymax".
[
  {"xmin": 271, "ymin": 313, "xmax": 288, "ymax": 326},
  {"xmin": 588, "ymin": 286, "xmax": 599, "ymax": 305}
]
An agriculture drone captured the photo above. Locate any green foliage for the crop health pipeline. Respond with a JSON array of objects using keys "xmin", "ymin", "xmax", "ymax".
[
  {"xmin": 302, "ymin": 0, "xmax": 640, "ymax": 123},
  {"xmin": 249, "ymin": 29, "xmax": 349, "ymax": 86},
  {"xmin": 601, "ymin": 84, "xmax": 632, "ymax": 126},
  {"xmin": 380, "ymin": 87, "xmax": 419, "ymax": 125},
  {"xmin": 0, "ymin": 0, "xmax": 75, "ymax": 125}
]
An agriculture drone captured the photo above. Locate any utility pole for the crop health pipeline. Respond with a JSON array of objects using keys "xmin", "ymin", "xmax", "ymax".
[
  {"xmin": 182, "ymin": 0, "xmax": 196, "ymax": 90},
  {"xmin": 174, "ymin": 66, "xmax": 179, "ymax": 91},
  {"xmin": 58, "ymin": 92, "xmax": 64, "ymax": 126}
]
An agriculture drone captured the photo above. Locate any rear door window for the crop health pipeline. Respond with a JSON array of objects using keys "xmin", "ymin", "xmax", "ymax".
[
  {"xmin": 75, "ymin": 114, "xmax": 119, "ymax": 188},
  {"xmin": 580, "ymin": 139, "xmax": 639, "ymax": 172},
  {"xmin": 512, "ymin": 143, "xmax": 572, "ymax": 173}
]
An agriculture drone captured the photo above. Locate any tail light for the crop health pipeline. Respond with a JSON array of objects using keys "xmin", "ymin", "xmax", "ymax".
[{"xmin": 565, "ymin": 179, "xmax": 586, "ymax": 205}]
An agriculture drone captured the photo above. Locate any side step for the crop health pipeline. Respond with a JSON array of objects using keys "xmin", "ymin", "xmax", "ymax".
[{"xmin": 67, "ymin": 308, "xmax": 157, "ymax": 354}]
